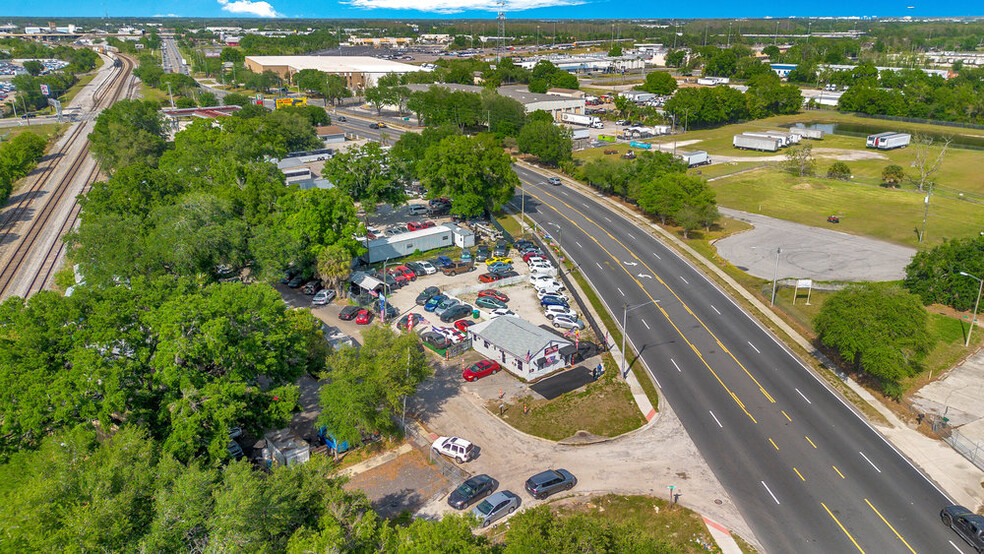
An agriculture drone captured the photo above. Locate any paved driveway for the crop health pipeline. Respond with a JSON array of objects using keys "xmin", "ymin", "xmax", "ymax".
[
  {"xmin": 714, "ymin": 208, "xmax": 916, "ymax": 282},
  {"xmin": 409, "ymin": 358, "xmax": 755, "ymax": 545}
]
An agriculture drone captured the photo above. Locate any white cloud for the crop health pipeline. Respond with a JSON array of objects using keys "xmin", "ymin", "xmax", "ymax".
[
  {"xmin": 343, "ymin": 0, "xmax": 583, "ymax": 13},
  {"xmin": 153, "ymin": 13, "xmax": 181, "ymax": 17},
  {"xmin": 216, "ymin": 0, "xmax": 283, "ymax": 17}
]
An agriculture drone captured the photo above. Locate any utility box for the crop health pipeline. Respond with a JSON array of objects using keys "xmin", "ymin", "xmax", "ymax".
[{"xmin": 262, "ymin": 428, "xmax": 310, "ymax": 467}]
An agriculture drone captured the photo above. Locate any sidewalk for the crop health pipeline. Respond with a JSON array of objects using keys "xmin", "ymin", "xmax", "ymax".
[{"xmin": 518, "ymin": 159, "xmax": 984, "ymax": 510}]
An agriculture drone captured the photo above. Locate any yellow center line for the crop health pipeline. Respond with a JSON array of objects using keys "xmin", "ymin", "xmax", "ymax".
[
  {"xmin": 781, "ymin": 410, "xmax": 792, "ymax": 422},
  {"xmin": 864, "ymin": 498, "xmax": 917, "ymax": 554},
  {"xmin": 769, "ymin": 438, "xmax": 779, "ymax": 450},
  {"xmin": 520, "ymin": 183, "xmax": 758, "ymax": 424},
  {"xmin": 793, "ymin": 467, "xmax": 806, "ymax": 481},
  {"xmin": 821, "ymin": 502, "xmax": 866, "ymax": 553},
  {"xmin": 522, "ymin": 180, "xmax": 777, "ymax": 405},
  {"xmin": 806, "ymin": 436, "xmax": 818, "ymax": 448},
  {"xmin": 833, "ymin": 466, "xmax": 845, "ymax": 479}
]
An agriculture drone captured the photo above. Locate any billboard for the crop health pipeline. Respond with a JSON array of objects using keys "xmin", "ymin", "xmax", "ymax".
[
  {"xmin": 40, "ymin": 84, "xmax": 50, "ymax": 96},
  {"xmin": 275, "ymin": 97, "xmax": 308, "ymax": 109}
]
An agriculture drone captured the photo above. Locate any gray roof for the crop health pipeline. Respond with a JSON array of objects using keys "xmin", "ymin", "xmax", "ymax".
[
  {"xmin": 404, "ymin": 83, "xmax": 583, "ymax": 108},
  {"xmin": 470, "ymin": 317, "xmax": 571, "ymax": 359}
]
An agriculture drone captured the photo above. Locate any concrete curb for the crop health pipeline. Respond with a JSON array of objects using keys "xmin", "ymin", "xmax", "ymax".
[{"xmin": 336, "ymin": 443, "xmax": 413, "ymax": 478}]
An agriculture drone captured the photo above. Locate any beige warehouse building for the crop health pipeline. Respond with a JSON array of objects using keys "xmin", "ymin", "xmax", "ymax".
[{"xmin": 244, "ymin": 55, "xmax": 428, "ymax": 90}]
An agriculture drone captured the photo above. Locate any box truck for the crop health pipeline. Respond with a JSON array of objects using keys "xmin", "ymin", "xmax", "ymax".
[
  {"xmin": 733, "ymin": 134, "xmax": 781, "ymax": 152},
  {"xmin": 678, "ymin": 150, "xmax": 710, "ymax": 167},
  {"xmin": 866, "ymin": 132, "xmax": 897, "ymax": 148},
  {"xmin": 868, "ymin": 132, "xmax": 911, "ymax": 150},
  {"xmin": 561, "ymin": 112, "xmax": 604, "ymax": 129}
]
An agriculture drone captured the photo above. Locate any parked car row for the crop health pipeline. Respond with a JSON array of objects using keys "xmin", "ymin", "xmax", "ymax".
[{"xmin": 434, "ymin": 436, "xmax": 578, "ymax": 527}]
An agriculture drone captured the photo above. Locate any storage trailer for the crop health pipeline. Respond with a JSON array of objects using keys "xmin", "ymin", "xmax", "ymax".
[
  {"xmin": 733, "ymin": 134, "xmax": 781, "ymax": 152},
  {"xmin": 678, "ymin": 150, "xmax": 710, "ymax": 167},
  {"xmin": 865, "ymin": 131, "xmax": 897, "ymax": 148},
  {"xmin": 789, "ymin": 127, "xmax": 824, "ymax": 140},
  {"xmin": 561, "ymin": 112, "xmax": 604, "ymax": 129}
]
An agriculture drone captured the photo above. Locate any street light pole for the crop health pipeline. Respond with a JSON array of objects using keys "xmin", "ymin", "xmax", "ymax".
[
  {"xmin": 621, "ymin": 300, "xmax": 659, "ymax": 378},
  {"xmin": 770, "ymin": 246, "xmax": 782, "ymax": 307},
  {"xmin": 959, "ymin": 271, "xmax": 983, "ymax": 347}
]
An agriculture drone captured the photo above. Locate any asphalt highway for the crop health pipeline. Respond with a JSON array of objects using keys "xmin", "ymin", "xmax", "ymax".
[{"xmin": 511, "ymin": 165, "xmax": 961, "ymax": 553}]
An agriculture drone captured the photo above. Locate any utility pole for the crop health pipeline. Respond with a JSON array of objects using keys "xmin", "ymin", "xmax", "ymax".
[
  {"xmin": 771, "ymin": 247, "xmax": 782, "ymax": 306},
  {"xmin": 959, "ymin": 271, "xmax": 983, "ymax": 347},
  {"xmin": 774, "ymin": 21, "xmax": 780, "ymax": 45}
]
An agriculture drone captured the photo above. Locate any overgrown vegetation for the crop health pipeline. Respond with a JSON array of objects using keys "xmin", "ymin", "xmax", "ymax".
[{"xmin": 0, "ymin": 131, "xmax": 47, "ymax": 204}]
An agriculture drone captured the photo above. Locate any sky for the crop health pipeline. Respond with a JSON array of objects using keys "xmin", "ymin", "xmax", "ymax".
[{"xmin": 2, "ymin": 0, "xmax": 981, "ymax": 20}]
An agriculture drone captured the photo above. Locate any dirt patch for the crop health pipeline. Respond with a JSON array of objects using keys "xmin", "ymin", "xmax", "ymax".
[
  {"xmin": 812, "ymin": 147, "xmax": 888, "ymax": 161},
  {"xmin": 790, "ymin": 181, "xmax": 827, "ymax": 191},
  {"xmin": 342, "ymin": 448, "xmax": 451, "ymax": 519}
]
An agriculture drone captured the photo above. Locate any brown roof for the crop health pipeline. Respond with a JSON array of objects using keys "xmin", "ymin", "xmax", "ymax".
[{"xmin": 316, "ymin": 125, "xmax": 346, "ymax": 136}]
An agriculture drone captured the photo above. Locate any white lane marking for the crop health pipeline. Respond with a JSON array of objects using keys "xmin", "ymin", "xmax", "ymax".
[
  {"xmin": 709, "ymin": 411, "xmax": 723, "ymax": 428},
  {"xmin": 859, "ymin": 451, "xmax": 882, "ymax": 473},
  {"xmin": 627, "ymin": 232, "xmax": 636, "ymax": 239},
  {"xmin": 670, "ymin": 358, "xmax": 682, "ymax": 373},
  {"xmin": 950, "ymin": 540, "xmax": 966, "ymax": 553},
  {"xmin": 575, "ymin": 241, "xmax": 583, "ymax": 248},
  {"xmin": 596, "ymin": 262, "xmax": 603, "ymax": 270},
  {"xmin": 638, "ymin": 273, "xmax": 653, "ymax": 279},
  {"xmin": 711, "ymin": 305, "xmax": 721, "ymax": 315},
  {"xmin": 679, "ymin": 276, "xmax": 689, "ymax": 284},
  {"xmin": 641, "ymin": 319, "xmax": 650, "ymax": 330},
  {"xmin": 761, "ymin": 481, "xmax": 781, "ymax": 505},
  {"xmin": 617, "ymin": 287, "xmax": 625, "ymax": 296},
  {"xmin": 652, "ymin": 376, "xmax": 662, "ymax": 388},
  {"xmin": 795, "ymin": 388, "xmax": 812, "ymax": 405},
  {"xmin": 748, "ymin": 341, "xmax": 761, "ymax": 354},
  {"xmin": 624, "ymin": 261, "xmax": 638, "ymax": 266},
  {"xmin": 582, "ymin": 202, "xmax": 590, "ymax": 209},
  {"xmin": 604, "ymin": 216, "xmax": 613, "ymax": 222},
  {"xmin": 652, "ymin": 252, "xmax": 662, "ymax": 260}
]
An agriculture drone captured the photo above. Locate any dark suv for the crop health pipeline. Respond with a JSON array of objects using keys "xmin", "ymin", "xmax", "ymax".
[
  {"xmin": 524, "ymin": 469, "xmax": 576, "ymax": 500},
  {"xmin": 941, "ymin": 505, "xmax": 984, "ymax": 552}
]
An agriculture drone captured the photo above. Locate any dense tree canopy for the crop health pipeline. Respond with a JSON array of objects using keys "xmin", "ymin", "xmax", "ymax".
[
  {"xmin": 904, "ymin": 235, "xmax": 984, "ymax": 312},
  {"xmin": 814, "ymin": 283, "xmax": 933, "ymax": 396},
  {"xmin": 517, "ymin": 120, "xmax": 573, "ymax": 166},
  {"xmin": 418, "ymin": 134, "xmax": 519, "ymax": 217},
  {"xmin": 89, "ymin": 99, "xmax": 168, "ymax": 173},
  {"xmin": 639, "ymin": 71, "xmax": 678, "ymax": 95},
  {"xmin": 0, "ymin": 131, "xmax": 47, "ymax": 204}
]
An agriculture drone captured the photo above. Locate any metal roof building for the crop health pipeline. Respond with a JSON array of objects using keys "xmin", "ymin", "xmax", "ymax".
[
  {"xmin": 244, "ymin": 55, "xmax": 429, "ymax": 90},
  {"xmin": 468, "ymin": 316, "xmax": 573, "ymax": 379}
]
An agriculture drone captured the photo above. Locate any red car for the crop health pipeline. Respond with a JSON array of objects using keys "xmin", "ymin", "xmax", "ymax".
[
  {"xmin": 407, "ymin": 221, "xmax": 437, "ymax": 232},
  {"xmin": 523, "ymin": 252, "xmax": 546, "ymax": 263},
  {"xmin": 394, "ymin": 265, "xmax": 416, "ymax": 281},
  {"xmin": 478, "ymin": 289, "xmax": 509, "ymax": 302},
  {"xmin": 479, "ymin": 273, "xmax": 504, "ymax": 284},
  {"xmin": 455, "ymin": 319, "xmax": 476, "ymax": 333},
  {"xmin": 463, "ymin": 360, "xmax": 501, "ymax": 381},
  {"xmin": 387, "ymin": 268, "xmax": 409, "ymax": 285},
  {"xmin": 355, "ymin": 309, "xmax": 373, "ymax": 325}
]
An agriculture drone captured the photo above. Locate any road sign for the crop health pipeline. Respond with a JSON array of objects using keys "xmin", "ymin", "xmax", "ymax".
[{"xmin": 40, "ymin": 84, "xmax": 49, "ymax": 96}]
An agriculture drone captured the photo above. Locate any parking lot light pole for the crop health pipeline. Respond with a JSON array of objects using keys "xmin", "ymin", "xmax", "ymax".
[
  {"xmin": 621, "ymin": 299, "xmax": 659, "ymax": 378},
  {"xmin": 958, "ymin": 271, "xmax": 983, "ymax": 347}
]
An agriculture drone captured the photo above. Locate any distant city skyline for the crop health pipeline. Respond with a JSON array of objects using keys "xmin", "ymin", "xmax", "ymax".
[{"xmin": 1, "ymin": 0, "xmax": 981, "ymax": 21}]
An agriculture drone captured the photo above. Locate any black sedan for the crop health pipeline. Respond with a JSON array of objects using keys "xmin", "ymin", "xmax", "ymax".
[
  {"xmin": 420, "ymin": 331, "xmax": 451, "ymax": 349},
  {"xmin": 448, "ymin": 474, "xmax": 496, "ymax": 510},
  {"xmin": 524, "ymin": 469, "xmax": 576, "ymax": 500},
  {"xmin": 338, "ymin": 305, "xmax": 361, "ymax": 321},
  {"xmin": 415, "ymin": 286, "xmax": 441, "ymax": 305},
  {"xmin": 440, "ymin": 304, "xmax": 473, "ymax": 323},
  {"xmin": 405, "ymin": 261, "xmax": 427, "ymax": 277}
]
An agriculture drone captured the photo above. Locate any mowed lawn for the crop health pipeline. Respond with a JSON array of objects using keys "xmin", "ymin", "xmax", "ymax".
[{"xmin": 710, "ymin": 167, "xmax": 984, "ymax": 247}]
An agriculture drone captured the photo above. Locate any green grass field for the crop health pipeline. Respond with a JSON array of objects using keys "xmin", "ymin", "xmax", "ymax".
[
  {"xmin": 710, "ymin": 167, "xmax": 983, "ymax": 247},
  {"xmin": 1, "ymin": 123, "xmax": 65, "ymax": 144}
]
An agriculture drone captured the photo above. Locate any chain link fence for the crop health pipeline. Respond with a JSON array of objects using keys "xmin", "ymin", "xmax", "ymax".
[{"xmin": 930, "ymin": 416, "xmax": 984, "ymax": 472}]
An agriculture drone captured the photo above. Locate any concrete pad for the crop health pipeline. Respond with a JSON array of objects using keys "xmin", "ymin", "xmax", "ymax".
[{"xmin": 715, "ymin": 208, "xmax": 915, "ymax": 282}]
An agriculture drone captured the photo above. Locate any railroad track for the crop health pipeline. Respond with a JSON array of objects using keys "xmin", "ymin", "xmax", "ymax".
[{"xmin": 0, "ymin": 54, "xmax": 134, "ymax": 299}]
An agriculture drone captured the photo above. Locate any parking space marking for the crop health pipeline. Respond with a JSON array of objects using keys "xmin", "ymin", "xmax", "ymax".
[
  {"xmin": 793, "ymin": 467, "xmax": 806, "ymax": 481},
  {"xmin": 769, "ymin": 438, "xmax": 779, "ymax": 450},
  {"xmin": 670, "ymin": 358, "xmax": 682, "ymax": 373},
  {"xmin": 949, "ymin": 540, "xmax": 965, "ymax": 552},
  {"xmin": 711, "ymin": 305, "xmax": 721, "ymax": 315},
  {"xmin": 748, "ymin": 341, "xmax": 761, "ymax": 354},
  {"xmin": 806, "ymin": 436, "xmax": 818, "ymax": 449},
  {"xmin": 596, "ymin": 262, "xmax": 603, "ymax": 270},
  {"xmin": 833, "ymin": 466, "xmax": 845, "ymax": 479},
  {"xmin": 641, "ymin": 319, "xmax": 650, "ymax": 330},
  {"xmin": 709, "ymin": 411, "xmax": 723, "ymax": 428}
]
